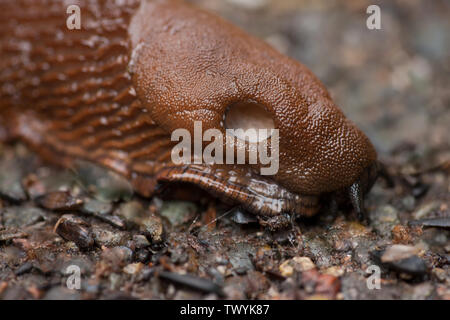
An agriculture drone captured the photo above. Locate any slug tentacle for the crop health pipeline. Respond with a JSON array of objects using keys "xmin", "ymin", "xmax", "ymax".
[{"xmin": 349, "ymin": 180, "xmax": 366, "ymax": 222}]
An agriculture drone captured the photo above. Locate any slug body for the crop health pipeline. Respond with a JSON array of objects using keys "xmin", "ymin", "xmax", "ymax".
[{"xmin": 0, "ymin": 0, "xmax": 378, "ymax": 224}]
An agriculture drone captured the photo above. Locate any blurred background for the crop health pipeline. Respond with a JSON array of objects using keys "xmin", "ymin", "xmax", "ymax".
[{"xmin": 193, "ymin": 0, "xmax": 449, "ymax": 166}]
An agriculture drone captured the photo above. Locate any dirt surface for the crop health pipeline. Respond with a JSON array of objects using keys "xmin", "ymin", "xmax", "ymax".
[{"xmin": 0, "ymin": 0, "xmax": 449, "ymax": 300}]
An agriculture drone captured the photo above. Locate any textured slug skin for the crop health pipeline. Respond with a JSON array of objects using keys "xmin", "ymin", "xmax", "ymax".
[{"xmin": 0, "ymin": 0, "xmax": 377, "ymax": 219}]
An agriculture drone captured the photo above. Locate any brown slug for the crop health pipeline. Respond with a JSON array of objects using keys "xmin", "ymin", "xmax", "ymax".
[{"xmin": 0, "ymin": 0, "xmax": 378, "ymax": 227}]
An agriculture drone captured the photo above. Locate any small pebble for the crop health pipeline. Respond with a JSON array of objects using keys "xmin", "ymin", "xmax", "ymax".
[
  {"xmin": 116, "ymin": 201, "xmax": 145, "ymax": 222},
  {"xmin": 91, "ymin": 225, "xmax": 128, "ymax": 247},
  {"xmin": 0, "ymin": 157, "xmax": 27, "ymax": 202},
  {"xmin": 413, "ymin": 201, "xmax": 440, "ymax": 219},
  {"xmin": 401, "ymin": 195, "xmax": 416, "ymax": 211},
  {"xmin": 83, "ymin": 199, "xmax": 126, "ymax": 229},
  {"xmin": 279, "ymin": 260, "xmax": 294, "ymax": 277},
  {"xmin": 279, "ymin": 256, "xmax": 316, "ymax": 277},
  {"xmin": 159, "ymin": 271, "xmax": 224, "ymax": 297},
  {"xmin": 159, "ymin": 201, "xmax": 197, "ymax": 227},
  {"xmin": 101, "ymin": 246, "xmax": 134, "ymax": 267},
  {"xmin": 82, "ymin": 198, "xmax": 113, "ymax": 216},
  {"xmin": 74, "ymin": 161, "xmax": 133, "ymax": 202},
  {"xmin": 322, "ymin": 266, "xmax": 344, "ymax": 277},
  {"xmin": 381, "ymin": 245, "xmax": 421, "ymax": 262},
  {"xmin": 36, "ymin": 191, "xmax": 83, "ymax": 211},
  {"xmin": 133, "ymin": 234, "xmax": 151, "ymax": 249},
  {"xmin": 432, "ymin": 268, "xmax": 446, "ymax": 282},
  {"xmin": 54, "ymin": 214, "xmax": 94, "ymax": 249},
  {"xmin": 377, "ymin": 246, "xmax": 428, "ymax": 277},
  {"xmin": 292, "ymin": 257, "xmax": 316, "ymax": 272},
  {"xmin": 123, "ymin": 262, "xmax": 144, "ymax": 275},
  {"xmin": 140, "ymin": 215, "xmax": 164, "ymax": 243}
]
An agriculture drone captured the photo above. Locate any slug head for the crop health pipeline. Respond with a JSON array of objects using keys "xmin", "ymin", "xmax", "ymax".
[{"xmin": 129, "ymin": 0, "xmax": 378, "ymax": 198}]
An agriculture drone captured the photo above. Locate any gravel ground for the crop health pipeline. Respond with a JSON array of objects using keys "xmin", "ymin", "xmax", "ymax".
[{"xmin": 0, "ymin": 0, "xmax": 449, "ymax": 300}]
